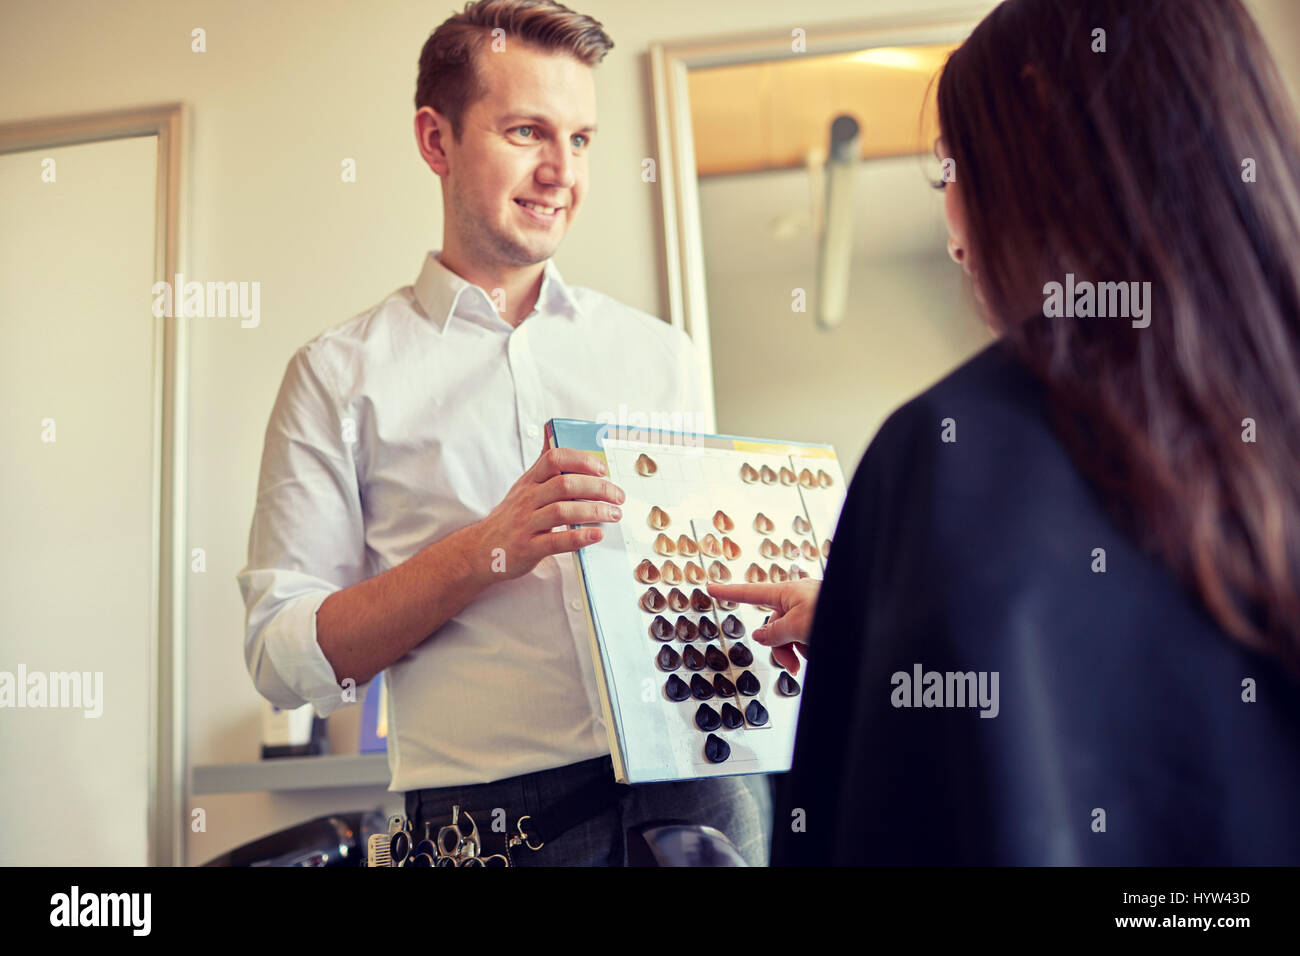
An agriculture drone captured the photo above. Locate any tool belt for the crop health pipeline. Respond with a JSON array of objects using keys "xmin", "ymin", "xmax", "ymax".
[{"xmin": 387, "ymin": 772, "xmax": 631, "ymax": 867}]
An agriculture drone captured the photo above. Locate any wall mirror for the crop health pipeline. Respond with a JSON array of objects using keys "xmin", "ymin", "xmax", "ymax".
[{"xmin": 651, "ymin": 8, "xmax": 994, "ymax": 468}]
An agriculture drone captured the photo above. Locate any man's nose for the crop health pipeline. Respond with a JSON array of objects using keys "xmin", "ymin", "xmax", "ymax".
[{"xmin": 537, "ymin": 142, "xmax": 576, "ymax": 191}]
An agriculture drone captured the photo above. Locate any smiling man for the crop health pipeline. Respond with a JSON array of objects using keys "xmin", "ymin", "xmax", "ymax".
[{"xmin": 236, "ymin": 0, "xmax": 772, "ymax": 866}]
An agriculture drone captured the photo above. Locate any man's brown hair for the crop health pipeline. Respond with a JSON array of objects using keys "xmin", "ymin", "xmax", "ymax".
[{"xmin": 415, "ymin": 0, "xmax": 614, "ymax": 140}]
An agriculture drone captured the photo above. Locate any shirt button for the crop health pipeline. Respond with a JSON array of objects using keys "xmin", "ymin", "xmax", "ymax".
[
  {"xmin": 570, "ymin": 599, "xmax": 582, "ymax": 611},
  {"xmin": 527, "ymin": 424, "xmax": 540, "ymax": 438}
]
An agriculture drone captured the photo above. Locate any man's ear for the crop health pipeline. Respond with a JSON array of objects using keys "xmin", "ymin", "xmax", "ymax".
[{"xmin": 415, "ymin": 106, "xmax": 452, "ymax": 177}]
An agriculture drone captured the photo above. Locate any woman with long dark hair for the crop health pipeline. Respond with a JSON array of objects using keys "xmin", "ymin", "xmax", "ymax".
[{"xmin": 712, "ymin": 0, "xmax": 1300, "ymax": 864}]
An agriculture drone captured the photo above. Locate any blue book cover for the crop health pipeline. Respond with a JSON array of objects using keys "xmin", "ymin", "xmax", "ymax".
[{"xmin": 359, "ymin": 674, "xmax": 388, "ymax": 754}]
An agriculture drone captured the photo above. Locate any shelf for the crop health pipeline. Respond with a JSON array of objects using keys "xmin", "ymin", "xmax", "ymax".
[{"xmin": 192, "ymin": 753, "xmax": 391, "ymax": 794}]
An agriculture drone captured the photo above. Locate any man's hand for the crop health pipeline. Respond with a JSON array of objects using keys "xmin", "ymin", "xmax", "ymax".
[
  {"xmin": 473, "ymin": 441, "xmax": 624, "ymax": 581},
  {"xmin": 706, "ymin": 578, "xmax": 821, "ymax": 675}
]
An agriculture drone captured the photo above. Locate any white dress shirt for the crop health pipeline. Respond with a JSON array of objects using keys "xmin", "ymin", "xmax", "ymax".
[{"xmin": 237, "ymin": 251, "xmax": 711, "ymax": 791}]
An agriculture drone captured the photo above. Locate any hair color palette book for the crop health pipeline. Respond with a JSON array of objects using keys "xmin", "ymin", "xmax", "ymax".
[{"xmin": 545, "ymin": 417, "xmax": 847, "ymax": 784}]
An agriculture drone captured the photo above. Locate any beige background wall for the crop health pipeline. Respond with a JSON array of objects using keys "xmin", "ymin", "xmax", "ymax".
[{"xmin": 2, "ymin": 0, "xmax": 1297, "ymax": 865}]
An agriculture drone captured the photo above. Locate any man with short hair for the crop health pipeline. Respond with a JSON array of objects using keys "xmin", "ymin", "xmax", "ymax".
[{"xmin": 237, "ymin": 0, "xmax": 771, "ymax": 865}]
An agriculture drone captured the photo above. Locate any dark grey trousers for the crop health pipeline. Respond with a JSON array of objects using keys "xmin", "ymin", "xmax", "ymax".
[{"xmin": 405, "ymin": 756, "xmax": 773, "ymax": 866}]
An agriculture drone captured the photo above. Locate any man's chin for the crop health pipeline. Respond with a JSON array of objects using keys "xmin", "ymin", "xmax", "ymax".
[{"xmin": 499, "ymin": 234, "xmax": 562, "ymax": 266}]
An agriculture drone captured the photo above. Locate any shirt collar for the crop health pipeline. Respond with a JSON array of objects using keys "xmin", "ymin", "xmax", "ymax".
[{"xmin": 413, "ymin": 250, "xmax": 581, "ymax": 332}]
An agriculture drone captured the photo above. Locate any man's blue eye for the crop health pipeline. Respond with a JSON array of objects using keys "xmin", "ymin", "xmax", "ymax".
[
  {"xmin": 516, "ymin": 126, "xmax": 533, "ymax": 137},
  {"xmin": 572, "ymin": 134, "xmax": 588, "ymax": 148}
]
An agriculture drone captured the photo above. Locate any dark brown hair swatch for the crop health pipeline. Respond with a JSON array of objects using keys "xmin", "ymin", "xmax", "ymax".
[
  {"xmin": 656, "ymin": 645, "xmax": 681, "ymax": 671},
  {"xmin": 705, "ymin": 733, "xmax": 731, "ymax": 763},
  {"xmin": 728, "ymin": 642, "xmax": 753, "ymax": 667},
  {"xmin": 664, "ymin": 674, "xmax": 690, "ymax": 701},
  {"xmin": 720, "ymin": 702, "xmax": 745, "ymax": 729},
  {"xmin": 695, "ymin": 703, "xmax": 721, "ymax": 732}
]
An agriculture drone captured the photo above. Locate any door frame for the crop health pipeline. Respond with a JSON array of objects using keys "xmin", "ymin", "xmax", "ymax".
[{"xmin": 0, "ymin": 103, "xmax": 190, "ymax": 866}]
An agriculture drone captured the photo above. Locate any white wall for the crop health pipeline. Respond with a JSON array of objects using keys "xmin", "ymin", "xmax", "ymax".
[
  {"xmin": 705, "ymin": 252, "xmax": 988, "ymax": 473},
  {"xmin": 700, "ymin": 156, "xmax": 992, "ymax": 472},
  {"xmin": 2, "ymin": 0, "xmax": 1296, "ymax": 865}
]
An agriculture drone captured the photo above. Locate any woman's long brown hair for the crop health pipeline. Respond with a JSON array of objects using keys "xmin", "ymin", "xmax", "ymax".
[{"xmin": 936, "ymin": 0, "xmax": 1300, "ymax": 670}]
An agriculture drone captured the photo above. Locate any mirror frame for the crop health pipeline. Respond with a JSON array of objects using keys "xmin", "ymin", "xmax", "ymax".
[{"xmin": 648, "ymin": 6, "xmax": 991, "ymax": 429}]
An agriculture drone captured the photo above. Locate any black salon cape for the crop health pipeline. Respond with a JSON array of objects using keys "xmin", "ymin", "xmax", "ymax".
[{"xmin": 771, "ymin": 340, "xmax": 1300, "ymax": 865}]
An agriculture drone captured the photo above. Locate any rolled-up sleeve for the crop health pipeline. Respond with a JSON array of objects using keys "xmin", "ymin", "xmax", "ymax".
[{"xmin": 236, "ymin": 343, "xmax": 366, "ymax": 719}]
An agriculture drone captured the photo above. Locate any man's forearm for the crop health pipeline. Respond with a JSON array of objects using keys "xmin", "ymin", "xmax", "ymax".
[{"xmin": 315, "ymin": 522, "xmax": 494, "ymax": 687}]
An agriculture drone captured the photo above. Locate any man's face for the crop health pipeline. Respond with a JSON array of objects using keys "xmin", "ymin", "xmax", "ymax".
[{"xmin": 442, "ymin": 43, "xmax": 597, "ymax": 268}]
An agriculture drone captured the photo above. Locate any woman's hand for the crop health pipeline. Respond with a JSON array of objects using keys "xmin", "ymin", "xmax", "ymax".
[{"xmin": 706, "ymin": 578, "xmax": 821, "ymax": 675}]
